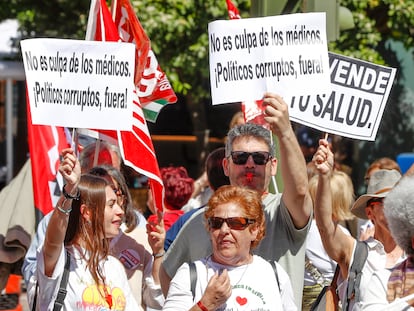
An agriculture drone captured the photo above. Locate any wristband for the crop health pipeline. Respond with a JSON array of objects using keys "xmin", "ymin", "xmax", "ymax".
[
  {"xmin": 153, "ymin": 251, "xmax": 165, "ymax": 258},
  {"xmin": 62, "ymin": 184, "xmax": 80, "ymax": 200},
  {"xmin": 197, "ymin": 300, "xmax": 208, "ymax": 311}
]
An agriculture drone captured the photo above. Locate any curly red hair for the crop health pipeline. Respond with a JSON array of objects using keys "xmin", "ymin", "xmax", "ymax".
[{"xmin": 161, "ymin": 166, "xmax": 194, "ymax": 210}]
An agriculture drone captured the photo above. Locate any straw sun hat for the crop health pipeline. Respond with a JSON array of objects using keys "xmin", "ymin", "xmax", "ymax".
[{"xmin": 350, "ymin": 169, "xmax": 402, "ymax": 219}]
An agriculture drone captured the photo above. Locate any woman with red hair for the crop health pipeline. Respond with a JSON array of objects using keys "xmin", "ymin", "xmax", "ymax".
[{"xmin": 148, "ymin": 166, "xmax": 194, "ymax": 230}]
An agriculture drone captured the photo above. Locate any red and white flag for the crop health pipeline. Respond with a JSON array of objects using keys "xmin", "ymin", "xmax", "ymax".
[
  {"xmin": 225, "ymin": 0, "xmax": 241, "ymax": 19},
  {"xmin": 27, "ymin": 92, "xmax": 70, "ymax": 217},
  {"xmin": 112, "ymin": 0, "xmax": 177, "ymax": 122},
  {"xmin": 85, "ymin": 0, "xmax": 164, "ymax": 212}
]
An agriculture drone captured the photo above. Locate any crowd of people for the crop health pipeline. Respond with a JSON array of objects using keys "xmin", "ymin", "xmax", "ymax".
[{"xmin": 16, "ymin": 92, "xmax": 414, "ymax": 310}]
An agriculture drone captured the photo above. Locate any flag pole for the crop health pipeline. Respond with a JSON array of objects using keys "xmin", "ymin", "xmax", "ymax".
[
  {"xmin": 93, "ymin": 139, "xmax": 101, "ymax": 167},
  {"xmin": 71, "ymin": 128, "xmax": 79, "ymax": 156},
  {"xmin": 111, "ymin": 0, "xmax": 118, "ymax": 20}
]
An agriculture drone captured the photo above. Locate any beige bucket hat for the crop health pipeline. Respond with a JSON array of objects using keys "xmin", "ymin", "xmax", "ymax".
[{"xmin": 351, "ymin": 169, "xmax": 401, "ymax": 219}]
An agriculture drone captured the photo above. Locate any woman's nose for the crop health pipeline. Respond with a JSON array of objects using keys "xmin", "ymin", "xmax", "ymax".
[{"xmin": 115, "ymin": 203, "xmax": 124, "ymax": 215}]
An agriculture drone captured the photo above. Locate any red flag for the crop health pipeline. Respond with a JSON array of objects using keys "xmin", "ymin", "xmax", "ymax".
[
  {"xmin": 26, "ymin": 91, "xmax": 70, "ymax": 216},
  {"xmin": 112, "ymin": 0, "xmax": 177, "ymax": 122},
  {"xmin": 225, "ymin": 0, "xmax": 241, "ymax": 19},
  {"xmin": 86, "ymin": 0, "xmax": 120, "ymax": 42},
  {"xmin": 118, "ymin": 90, "xmax": 164, "ymax": 212},
  {"xmin": 242, "ymin": 100, "xmax": 270, "ymax": 130},
  {"xmin": 85, "ymin": 0, "xmax": 164, "ymax": 212},
  {"xmin": 111, "ymin": 0, "xmax": 150, "ymax": 86}
]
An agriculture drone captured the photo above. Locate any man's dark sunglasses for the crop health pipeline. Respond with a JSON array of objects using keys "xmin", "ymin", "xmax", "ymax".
[
  {"xmin": 208, "ymin": 217, "xmax": 255, "ymax": 230},
  {"xmin": 230, "ymin": 151, "xmax": 271, "ymax": 165}
]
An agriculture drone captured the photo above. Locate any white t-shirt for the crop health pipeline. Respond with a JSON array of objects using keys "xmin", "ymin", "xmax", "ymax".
[
  {"xmin": 36, "ymin": 244, "xmax": 139, "ymax": 311},
  {"xmin": 337, "ymin": 238, "xmax": 406, "ymax": 311},
  {"xmin": 361, "ymin": 262, "xmax": 413, "ymax": 311},
  {"xmin": 163, "ymin": 255, "xmax": 297, "ymax": 311}
]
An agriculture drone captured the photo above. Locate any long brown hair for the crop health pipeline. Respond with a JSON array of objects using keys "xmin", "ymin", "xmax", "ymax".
[
  {"xmin": 88, "ymin": 165, "xmax": 137, "ymax": 233},
  {"xmin": 66, "ymin": 174, "xmax": 110, "ymax": 290}
]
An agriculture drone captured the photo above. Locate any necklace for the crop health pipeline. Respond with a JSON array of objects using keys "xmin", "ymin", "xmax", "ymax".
[{"xmin": 205, "ymin": 255, "xmax": 252, "ymax": 287}]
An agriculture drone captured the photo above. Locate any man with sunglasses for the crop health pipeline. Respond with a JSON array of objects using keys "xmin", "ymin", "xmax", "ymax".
[{"xmin": 160, "ymin": 93, "xmax": 313, "ymax": 309}]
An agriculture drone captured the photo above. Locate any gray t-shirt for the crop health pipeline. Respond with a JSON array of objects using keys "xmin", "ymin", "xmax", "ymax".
[{"xmin": 162, "ymin": 193, "xmax": 310, "ymax": 309}]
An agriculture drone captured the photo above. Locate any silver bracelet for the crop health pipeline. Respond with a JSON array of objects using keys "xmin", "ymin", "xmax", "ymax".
[
  {"xmin": 56, "ymin": 205, "xmax": 72, "ymax": 215},
  {"xmin": 56, "ymin": 198, "xmax": 72, "ymax": 215},
  {"xmin": 153, "ymin": 251, "xmax": 165, "ymax": 258}
]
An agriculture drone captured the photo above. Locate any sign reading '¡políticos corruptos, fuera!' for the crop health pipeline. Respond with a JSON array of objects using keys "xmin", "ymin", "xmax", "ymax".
[
  {"xmin": 208, "ymin": 12, "xmax": 331, "ymax": 105},
  {"xmin": 286, "ymin": 52, "xmax": 396, "ymax": 141},
  {"xmin": 21, "ymin": 38, "xmax": 135, "ymax": 131}
]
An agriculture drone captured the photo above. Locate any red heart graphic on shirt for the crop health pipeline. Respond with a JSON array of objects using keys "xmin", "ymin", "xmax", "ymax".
[{"xmin": 236, "ymin": 296, "xmax": 248, "ymax": 305}]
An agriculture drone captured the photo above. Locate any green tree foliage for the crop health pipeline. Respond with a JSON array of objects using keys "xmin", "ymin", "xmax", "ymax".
[
  {"xmin": 329, "ymin": 0, "xmax": 414, "ymax": 64},
  {"xmin": 1, "ymin": 0, "xmax": 90, "ymax": 42},
  {"xmin": 2, "ymin": 0, "xmax": 413, "ymax": 101},
  {"xmin": 2, "ymin": 0, "xmax": 414, "ymax": 181},
  {"xmin": 129, "ymin": 0, "xmax": 250, "ymax": 134},
  {"xmin": 329, "ymin": 0, "xmax": 414, "ymax": 192},
  {"xmin": 130, "ymin": 0, "xmax": 250, "ymax": 101},
  {"xmin": 3, "ymin": 0, "xmax": 412, "ymax": 102}
]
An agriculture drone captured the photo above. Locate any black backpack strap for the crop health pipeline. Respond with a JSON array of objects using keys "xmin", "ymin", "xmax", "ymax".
[
  {"xmin": 343, "ymin": 241, "xmax": 368, "ymax": 311},
  {"xmin": 268, "ymin": 260, "xmax": 281, "ymax": 294},
  {"xmin": 31, "ymin": 282, "xmax": 39, "ymax": 311},
  {"xmin": 189, "ymin": 262, "xmax": 197, "ymax": 300},
  {"xmin": 53, "ymin": 250, "xmax": 71, "ymax": 311}
]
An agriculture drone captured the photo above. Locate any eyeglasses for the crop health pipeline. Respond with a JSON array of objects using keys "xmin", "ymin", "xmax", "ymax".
[
  {"xmin": 208, "ymin": 217, "xmax": 255, "ymax": 230},
  {"xmin": 230, "ymin": 151, "xmax": 271, "ymax": 165},
  {"xmin": 367, "ymin": 198, "xmax": 383, "ymax": 208}
]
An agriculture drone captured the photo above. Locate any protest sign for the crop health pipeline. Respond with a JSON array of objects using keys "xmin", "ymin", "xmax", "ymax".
[
  {"xmin": 21, "ymin": 38, "xmax": 135, "ymax": 130},
  {"xmin": 287, "ymin": 52, "xmax": 396, "ymax": 141},
  {"xmin": 208, "ymin": 12, "xmax": 331, "ymax": 105}
]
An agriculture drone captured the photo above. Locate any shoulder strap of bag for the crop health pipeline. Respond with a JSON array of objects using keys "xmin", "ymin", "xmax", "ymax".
[
  {"xmin": 342, "ymin": 241, "xmax": 368, "ymax": 311},
  {"xmin": 189, "ymin": 261, "xmax": 197, "ymax": 300},
  {"xmin": 268, "ymin": 260, "xmax": 281, "ymax": 294},
  {"xmin": 331, "ymin": 264, "xmax": 340, "ymax": 288},
  {"xmin": 31, "ymin": 282, "xmax": 39, "ymax": 311},
  {"xmin": 53, "ymin": 250, "xmax": 71, "ymax": 311},
  {"xmin": 309, "ymin": 264, "xmax": 340, "ymax": 311}
]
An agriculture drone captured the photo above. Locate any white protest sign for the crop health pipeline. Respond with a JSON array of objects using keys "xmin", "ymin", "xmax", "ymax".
[
  {"xmin": 287, "ymin": 52, "xmax": 396, "ymax": 141},
  {"xmin": 21, "ymin": 38, "xmax": 135, "ymax": 130},
  {"xmin": 208, "ymin": 12, "xmax": 331, "ymax": 105}
]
